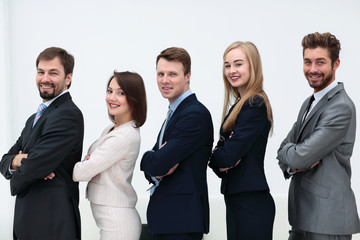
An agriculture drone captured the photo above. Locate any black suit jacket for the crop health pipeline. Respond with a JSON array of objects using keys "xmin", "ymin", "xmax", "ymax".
[
  {"xmin": 209, "ymin": 96, "xmax": 271, "ymax": 194},
  {"xmin": 140, "ymin": 94, "xmax": 213, "ymax": 234},
  {"xmin": 0, "ymin": 92, "xmax": 84, "ymax": 240}
]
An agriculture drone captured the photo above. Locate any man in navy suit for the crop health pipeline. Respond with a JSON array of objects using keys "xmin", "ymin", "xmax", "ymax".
[
  {"xmin": 0, "ymin": 47, "xmax": 84, "ymax": 239},
  {"xmin": 141, "ymin": 47, "xmax": 213, "ymax": 240}
]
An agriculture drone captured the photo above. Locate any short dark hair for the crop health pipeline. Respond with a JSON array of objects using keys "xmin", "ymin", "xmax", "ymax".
[
  {"xmin": 36, "ymin": 47, "xmax": 75, "ymax": 88},
  {"xmin": 156, "ymin": 47, "xmax": 191, "ymax": 75},
  {"xmin": 302, "ymin": 32, "xmax": 341, "ymax": 65},
  {"xmin": 107, "ymin": 71, "xmax": 147, "ymax": 128}
]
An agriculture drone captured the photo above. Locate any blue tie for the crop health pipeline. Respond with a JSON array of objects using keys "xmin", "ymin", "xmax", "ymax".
[
  {"xmin": 158, "ymin": 108, "xmax": 172, "ymax": 149},
  {"xmin": 33, "ymin": 103, "xmax": 47, "ymax": 127}
]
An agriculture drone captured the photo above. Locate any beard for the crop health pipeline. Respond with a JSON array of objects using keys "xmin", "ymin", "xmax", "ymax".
[
  {"xmin": 308, "ymin": 72, "xmax": 333, "ymax": 90},
  {"xmin": 39, "ymin": 91, "xmax": 55, "ymax": 100},
  {"xmin": 38, "ymin": 83, "xmax": 56, "ymax": 100}
]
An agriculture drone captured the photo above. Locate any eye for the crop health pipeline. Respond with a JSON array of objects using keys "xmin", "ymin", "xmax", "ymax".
[
  {"xmin": 118, "ymin": 91, "xmax": 125, "ymax": 96},
  {"xmin": 170, "ymin": 72, "xmax": 177, "ymax": 76},
  {"xmin": 107, "ymin": 89, "xmax": 112, "ymax": 94},
  {"xmin": 157, "ymin": 73, "xmax": 164, "ymax": 77},
  {"xmin": 50, "ymin": 72, "xmax": 58, "ymax": 76},
  {"xmin": 224, "ymin": 64, "xmax": 230, "ymax": 68},
  {"xmin": 235, "ymin": 63, "xmax": 242, "ymax": 67},
  {"xmin": 304, "ymin": 60, "xmax": 311, "ymax": 65},
  {"xmin": 318, "ymin": 61, "xmax": 325, "ymax": 65},
  {"xmin": 37, "ymin": 71, "xmax": 44, "ymax": 75}
]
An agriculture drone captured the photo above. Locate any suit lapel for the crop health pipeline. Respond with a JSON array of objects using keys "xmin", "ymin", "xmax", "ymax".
[
  {"xmin": 296, "ymin": 83, "xmax": 343, "ymax": 142},
  {"xmin": 161, "ymin": 94, "xmax": 197, "ymax": 143},
  {"xmin": 22, "ymin": 93, "xmax": 72, "ymax": 150},
  {"xmin": 32, "ymin": 92, "xmax": 71, "ymax": 130}
]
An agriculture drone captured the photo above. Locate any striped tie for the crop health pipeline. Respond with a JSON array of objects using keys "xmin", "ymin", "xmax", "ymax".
[{"xmin": 33, "ymin": 103, "xmax": 47, "ymax": 127}]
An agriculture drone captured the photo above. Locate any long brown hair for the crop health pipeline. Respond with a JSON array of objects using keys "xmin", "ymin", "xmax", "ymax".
[{"xmin": 221, "ymin": 41, "xmax": 273, "ymax": 134}]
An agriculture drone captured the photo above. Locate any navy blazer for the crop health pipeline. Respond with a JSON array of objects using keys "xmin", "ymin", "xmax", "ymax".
[
  {"xmin": 209, "ymin": 96, "xmax": 271, "ymax": 195},
  {"xmin": 141, "ymin": 94, "xmax": 213, "ymax": 234},
  {"xmin": 0, "ymin": 92, "xmax": 84, "ymax": 240}
]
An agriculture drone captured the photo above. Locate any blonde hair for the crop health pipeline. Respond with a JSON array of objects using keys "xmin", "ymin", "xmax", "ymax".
[{"xmin": 221, "ymin": 41, "xmax": 273, "ymax": 134}]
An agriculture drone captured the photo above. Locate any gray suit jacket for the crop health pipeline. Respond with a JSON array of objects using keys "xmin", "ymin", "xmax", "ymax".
[{"xmin": 277, "ymin": 82, "xmax": 360, "ymax": 235}]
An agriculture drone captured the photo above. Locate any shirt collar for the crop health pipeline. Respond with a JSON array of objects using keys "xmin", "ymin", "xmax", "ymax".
[
  {"xmin": 313, "ymin": 81, "xmax": 338, "ymax": 101},
  {"xmin": 169, "ymin": 89, "xmax": 192, "ymax": 113},
  {"xmin": 42, "ymin": 89, "xmax": 69, "ymax": 107}
]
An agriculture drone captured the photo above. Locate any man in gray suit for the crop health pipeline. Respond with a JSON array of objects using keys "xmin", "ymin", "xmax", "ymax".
[{"xmin": 277, "ymin": 32, "xmax": 360, "ymax": 240}]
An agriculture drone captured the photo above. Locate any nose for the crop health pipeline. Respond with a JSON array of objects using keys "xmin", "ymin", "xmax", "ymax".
[
  {"xmin": 41, "ymin": 73, "xmax": 50, "ymax": 82},
  {"xmin": 230, "ymin": 65, "xmax": 237, "ymax": 73},
  {"xmin": 162, "ymin": 74, "xmax": 169, "ymax": 83},
  {"xmin": 309, "ymin": 63, "xmax": 318, "ymax": 72}
]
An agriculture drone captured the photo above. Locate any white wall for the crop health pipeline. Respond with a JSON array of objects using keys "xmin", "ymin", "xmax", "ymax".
[
  {"xmin": 1, "ymin": 0, "xmax": 360, "ymax": 237},
  {"xmin": 0, "ymin": 0, "xmax": 14, "ymax": 239}
]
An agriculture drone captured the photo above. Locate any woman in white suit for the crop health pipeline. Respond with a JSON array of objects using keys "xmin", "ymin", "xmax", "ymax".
[{"xmin": 73, "ymin": 71, "xmax": 147, "ymax": 240}]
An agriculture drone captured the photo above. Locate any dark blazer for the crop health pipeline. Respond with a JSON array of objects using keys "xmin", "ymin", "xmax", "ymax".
[
  {"xmin": 277, "ymin": 83, "xmax": 360, "ymax": 235},
  {"xmin": 209, "ymin": 96, "xmax": 271, "ymax": 195},
  {"xmin": 140, "ymin": 93, "xmax": 213, "ymax": 235},
  {"xmin": 0, "ymin": 92, "xmax": 84, "ymax": 240}
]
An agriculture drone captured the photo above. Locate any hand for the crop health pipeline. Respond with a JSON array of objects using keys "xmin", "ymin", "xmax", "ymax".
[
  {"xmin": 160, "ymin": 141, "xmax": 167, "ymax": 149},
  {"xmin": 83, "ymin": 154, "xmax": 91, "ymax": 161},
  {"xmin": 290, "ymin": 161, "xmax": 320, "ymax": 173},
  {"xmin": 44, "ymin": 172, "xmax": 55, "ymax": 180},
  {"xmin": 156, "ymin": 163, "xmax": 179, "ymax": 179},
  {"xmin": 219, "ymin": 159, "xmax": 241, "ymax": 173},
  {"xmin": 211, "ymin": 147, "xmax": 217, "ymax": 154},
  {"xmin": 11, "ymin": 151, "xmax": 28, "ymax": 170},
  {"xmin": 311, "ymin": 161, "xmax": 320, "ymax": 169},
  {"xmin": 229, "ymin": 131, "xmax": 234, "ymax": 139}
]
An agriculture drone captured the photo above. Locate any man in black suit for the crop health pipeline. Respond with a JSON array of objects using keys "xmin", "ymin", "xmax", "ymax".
[
  {"xmin": 141, "ymin": 47, "xmax": 213, "ymax": 240},
  {"xmin": 0, "ymin": 47, "xmax": 84, "ymax": 240}
]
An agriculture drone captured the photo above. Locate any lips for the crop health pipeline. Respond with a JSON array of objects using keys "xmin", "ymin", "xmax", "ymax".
[
  {"xmin": 40, "ymin": 83, "xmax": 54, "ymax": 89},
  {"xmin": 162, "ymin": 86, "xmax": 173, "ymax": 93},
  {"xmin": 230, "ymin": 76, "xmax": 240, "ymax": 82},
  {"xmin": 307, "ymin": 73, "xmax": 323, "ymax": 81},
  {"xmin": 109, "ymin": 103, "xmax": 120, "ymax": 109}
]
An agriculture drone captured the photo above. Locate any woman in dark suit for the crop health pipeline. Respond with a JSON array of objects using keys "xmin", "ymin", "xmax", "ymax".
[{"xmin": 209, "ymin": 41, "xmax": 275, "ymax": 240}]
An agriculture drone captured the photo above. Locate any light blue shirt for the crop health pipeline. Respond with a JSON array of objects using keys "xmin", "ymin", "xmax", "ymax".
[{"xmin": 168, "ymin": 89, "xmax": 193, "ymax": 118}]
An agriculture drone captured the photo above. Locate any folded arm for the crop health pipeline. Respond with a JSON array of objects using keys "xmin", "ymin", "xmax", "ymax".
[
  {"xmin": 10, "ymin": 109, "xmax": 83, "ymax": 196},
  {"xmin": 277, "ymin": 101, "xmax": 352, "ymax": 172}
]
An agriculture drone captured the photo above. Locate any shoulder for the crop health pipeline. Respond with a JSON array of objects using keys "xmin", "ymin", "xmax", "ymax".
[
  {"xmin": 180, "ymin": 94, "xmax": 211, "ymax": 115},
  {"xmin": 110, "ymin": 121, "xmax": 140, "ymax": 142},
  {"xmin": 242, "ymin": 95, "xmax": 266, "ymax": 109},
  {"xmin": 325, "ymin": 90, "xmax": 354, "ymax": 116}
]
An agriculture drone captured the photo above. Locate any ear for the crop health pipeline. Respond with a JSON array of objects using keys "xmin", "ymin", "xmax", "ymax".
[
  {"xmin": 65, "ymin": 73, "xmax": 72, "ymax": 87},
  {"xmin": 185, "ymin": 72, "xmax": 191, "ymax": 84},
  {"xmin": 333, "ymin": 58, "xmax": 340, "ymax": 71}
]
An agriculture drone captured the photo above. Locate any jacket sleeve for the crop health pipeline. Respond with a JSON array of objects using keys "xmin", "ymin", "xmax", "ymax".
[
  {"xmin": 276, "ymin": 122, "xmax": 297, "ymax": 179},
  {"xmin": 0, "ymin": 136, "xmax": 23, "ymax": 180},
  {"xmin": 0, "ymin": 116, "xmax": 34, "ymax": 180}
]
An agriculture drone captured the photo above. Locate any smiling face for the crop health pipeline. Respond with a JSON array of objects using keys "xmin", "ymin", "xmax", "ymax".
[
  {"xmin": 106, "ymin": 77, "xmax": 132, "ymax": 127},
  {"xmin": 36, "ymin": 57, "xmax": 71, "ymax": 101},
  {"xmin": 224, "ymin": 47, "xmax": 251, "ymax": 97},
  {"xmin": 156, "ymin": 58, "xmax": 190, "ymax": 104},
  {"xmin": 303, "ymin": 47, "xmax": 340, "ymax": 92}
]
